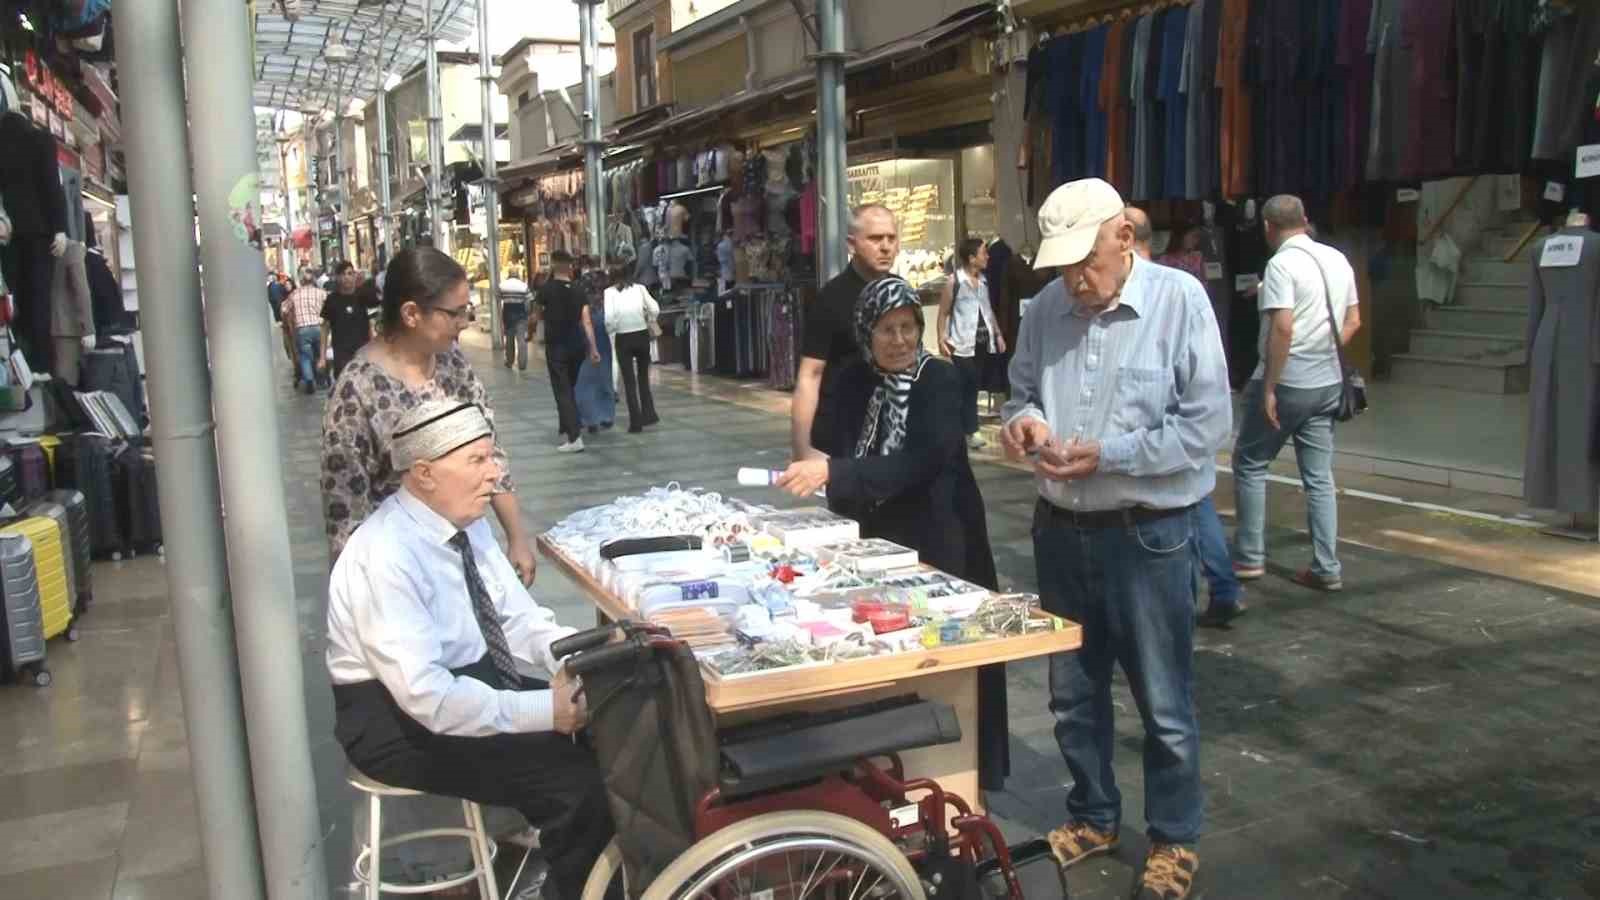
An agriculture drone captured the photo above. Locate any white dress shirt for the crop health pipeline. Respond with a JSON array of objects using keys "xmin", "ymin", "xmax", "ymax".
[
  {"xmin": 326, "ymin": 487, "xmax": 577, "ymax": 736},
  {"xmin": 1252, "ymin": 233, "xmax": 1357, "ymax": 389}
]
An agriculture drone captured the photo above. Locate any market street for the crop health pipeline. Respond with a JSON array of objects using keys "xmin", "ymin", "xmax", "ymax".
[{"xmin": 2, "ymin": 333, "xmax": 1597, "ymax": 899}]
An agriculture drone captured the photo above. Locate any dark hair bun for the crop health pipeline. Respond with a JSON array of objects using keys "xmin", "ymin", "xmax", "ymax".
[{"xmin": 380, "ymin": 247, "xmax": 467, "ymax": 332}]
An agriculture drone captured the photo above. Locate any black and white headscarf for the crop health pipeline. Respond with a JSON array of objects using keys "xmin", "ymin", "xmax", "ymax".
[{"xmin": 853, "ymin": 276, "xmax": 933, "ymax": 459}]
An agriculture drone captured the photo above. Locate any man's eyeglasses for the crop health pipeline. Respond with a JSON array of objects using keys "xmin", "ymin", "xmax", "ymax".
[{"xmin": 428, "ymin": 305, "xmax": 475, "ymax": 324}]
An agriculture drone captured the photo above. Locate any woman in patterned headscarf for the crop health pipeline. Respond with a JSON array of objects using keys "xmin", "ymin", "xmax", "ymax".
[
  {"xmin": 776, "ymin": 274, "xmax": 1005, "ymax": 787},
  {"xmin": 777, "ymin": 275, "xmax": 997, "ymax": 591}
]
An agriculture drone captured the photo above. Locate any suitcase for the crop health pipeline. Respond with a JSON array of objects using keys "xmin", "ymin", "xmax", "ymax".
[
  {"xmin": 37, "ymin": 435, "xmax": 60, "ymax": 480},
  {"xmin": 0, "ymin": 516, "xmax": 75, "ymax": 643},
  {"xmin": 80, "ymin": 346, "xmax": 141, "ymax": 424},
  {"xmin": 42, "ymin": 490, "xmax": 92, "ymax": 613},
  {"xmin": 0, "ymin": 455, "xmax": 17, "ymax": 511},
  {"xmin": 55, "ymin": 433, "xmax": 122, "ymax": 558},
  {"xmin": 112, "ymin": 445, "xmax": 162, "ymax": 556},
  {"xmin": 0, "ymin": 532, "xmax": 49, "ymax": 687},
  {"xmin": 24, "ymin": 500, "xmax": 80, "ymax": 621},
  {"xmin": 10, "ymin": 444, "xmax": 50, "ymax": 501}
]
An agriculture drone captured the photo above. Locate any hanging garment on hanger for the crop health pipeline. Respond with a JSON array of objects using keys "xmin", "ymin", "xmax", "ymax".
[
  {"xmin": 1157, "ymin": 5, "xmax": 1189, "ymax": 200},
  {"xmin": 1525, "ymin": 227, "xmax": 1600, "ymax": 514},
  {"xmin": 1130, "ymin": 13, "xmax": 1155, "ymax": 200},
  {"xmin": 1399, "ymin": 0, "xmax": 1458, "ymax": 181},
  {"xmin": 1531, "ymin": 3, "xmax": 1600, "ymax": 162},
  {"xmin": 1217, "ymin": 0, "xmax": 1253, "ymax": 198}
]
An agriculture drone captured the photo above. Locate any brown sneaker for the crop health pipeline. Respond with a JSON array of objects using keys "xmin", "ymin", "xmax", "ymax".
[
  {"xmin": 1135, "ymin": 844, "xmax": 1198, "ymax": 899},
  {"xmin": 1046, "ymin": 821, "xmax": 1120, "ymax": 869}
]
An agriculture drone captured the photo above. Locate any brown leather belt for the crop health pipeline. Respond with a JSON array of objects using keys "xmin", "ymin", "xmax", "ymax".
[{"xmin": 1036, "ymin": 498, "xmax": 1194, "ymax": 529}]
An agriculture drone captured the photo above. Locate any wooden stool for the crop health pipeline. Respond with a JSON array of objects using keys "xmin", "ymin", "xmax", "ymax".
[{"xmin": 348, "ymin": 767, "xmax": 501, "ymax": 899}]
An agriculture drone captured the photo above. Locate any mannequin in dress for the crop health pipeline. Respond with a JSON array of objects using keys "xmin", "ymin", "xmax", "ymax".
[{"xmin": 1524, "ymin": 215, "xmax": 1600, "ymax": 521}]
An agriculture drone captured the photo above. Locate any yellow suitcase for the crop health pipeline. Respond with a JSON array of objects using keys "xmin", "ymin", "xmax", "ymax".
[
  {"xmin": 0, "ymin": 517, "xmax": 74, "ymax": 642},
  {"xmin": 36, "ymin": 435, "xmax": 60, "ymax": 480}
]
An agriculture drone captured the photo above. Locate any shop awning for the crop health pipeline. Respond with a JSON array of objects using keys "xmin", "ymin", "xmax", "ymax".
[
  {"xmin": 624, "ymin": 4, "xmax": 997, "ymax": 144},
  {"xmin": 498, "ymin": 143, "xmax": 584, "ymax": 182}
]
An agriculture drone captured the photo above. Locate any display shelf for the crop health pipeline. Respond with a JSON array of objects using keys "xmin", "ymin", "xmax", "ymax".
[{"xmin": 536, "ymin": 535, "xmax": 1082, "ymax": 714}]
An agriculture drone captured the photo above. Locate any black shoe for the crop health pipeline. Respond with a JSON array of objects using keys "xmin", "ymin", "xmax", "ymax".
[
  {"xmin": 628, "ymin": 424, "xmax": 643, "ymax": 434},
  {"xmin": 586, "ymin": 426, "xmax": 599, "ymax": 434},
  {"xmin": 1197, "ymin": 601, "xmax": 1248, "ymax": 628}
]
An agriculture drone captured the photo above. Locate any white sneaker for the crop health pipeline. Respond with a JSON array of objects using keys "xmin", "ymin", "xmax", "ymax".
[
  {"xmin": 967, "ymin": 434, "xmax": 987, "ymax": 450},
  {"xmin": 557, "ymin": 437, "xmax": 586, "ymax": 453}
]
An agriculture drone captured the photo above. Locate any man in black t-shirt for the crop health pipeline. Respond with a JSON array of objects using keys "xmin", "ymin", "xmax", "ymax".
[
  {"xmin": 792, "ymin": 204, "xmax": 901, "ymax": 460},
  {"xmin": 320, "ymin": 261, "xmax": 373, "ymax": 383},
  {"xmin": 535, "ymin": 251, "xmax": 593, "ymax": 452}
]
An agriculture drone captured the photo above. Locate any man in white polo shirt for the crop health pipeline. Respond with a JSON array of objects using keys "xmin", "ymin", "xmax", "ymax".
[{"xmin": 1231, "ymin": 195, "xmax": 1362, "ymax": 592}]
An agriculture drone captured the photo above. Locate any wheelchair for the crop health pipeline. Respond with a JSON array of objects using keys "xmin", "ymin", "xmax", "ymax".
[{"xmin": 552, "ymin": 622, "xmax": 1060, "ymax": 900}]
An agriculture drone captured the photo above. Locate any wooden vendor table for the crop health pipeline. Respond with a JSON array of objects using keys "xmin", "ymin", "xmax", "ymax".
[{"xmin": 537, "ymin": 536, "xmax": 1083, "ymax": 811}]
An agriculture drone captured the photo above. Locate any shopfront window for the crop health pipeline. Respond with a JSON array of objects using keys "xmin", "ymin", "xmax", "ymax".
[
  {"xmin": 847, "ymin": 157, "xmax": 956, "ymax": 289},
  {"xmin": 634, "ymin": 26, "xmax": 657, "ymax": 109}
]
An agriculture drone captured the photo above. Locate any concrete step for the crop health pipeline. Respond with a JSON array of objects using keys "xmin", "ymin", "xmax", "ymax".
[
  {"xmin": 1459, "ymin": 257, "xmax": 1529, "ymax": 285},
  {"xmin": 1480, "ymin": 229, "xmax": 1544, "ymax": 260},
  {"xmin": 1389, "ymin": 353, "xmax": 1530, "ymax": 394},
  {"xmin": 1425, "ymin": 304, "xmax": 1528, "ymax": 338},
  {"xmin": 1409, "ymin": 329, "xmax": 1526, "ymax": 362},
  {"xmin": 1455, "ymin": 280, "xmax": 1530, "ymax": 308}
]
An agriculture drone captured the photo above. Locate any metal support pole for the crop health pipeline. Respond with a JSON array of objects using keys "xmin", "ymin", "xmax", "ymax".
[
  {"xmin": 278, "ymin": 141, "xmax": 298, "ymax": 279},
  {"xmin": 333, "ymin": 109, "xmax": 346, "ymax": 261},
  {"xmin": 424, "ymin": 0, "xmax": 448, "ymax": 251},
  {"xmin": 816, "ymin": 0, "xmax": 849, "ymax": 282},
  {"xmin": 110, "ymin": 6, "xmax": 266, "ymax": 899},
  {"xmin": 178, "ymin": 1, "xmax": 331, "ymax": 897},
  {"xmin": 577, "ymin": 0, "xmax": 605, "ymax": 260},
  {"xmin": 478, "ymin": 2, "xmax": 502, "ymax": 349},
  {"xmin": 376, "ymin": 76, "xmax": 393, "ymax": 263}
]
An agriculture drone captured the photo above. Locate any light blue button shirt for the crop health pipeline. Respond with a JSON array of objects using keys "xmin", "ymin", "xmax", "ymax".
[{"xmin": 1002, "ymin": 254, "xmax": 1232, "ymax": 512}]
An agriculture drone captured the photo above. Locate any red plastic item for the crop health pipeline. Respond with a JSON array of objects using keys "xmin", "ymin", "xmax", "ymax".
[
  {"xmin": 866, "ymin": 607, "xmax": 910, "ymax": 633},
  {"xmin": 771, "ymin": 564, "xmax": 799, "ymax": 584}
]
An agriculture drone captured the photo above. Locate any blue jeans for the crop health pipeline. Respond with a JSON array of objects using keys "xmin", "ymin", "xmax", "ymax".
[
  {"xmin": 1193, "ymin": 495, "xmax": 1240, "ymax": 609},
  {"xmin": 502, "ymin": 303, "xmax": 529, "ymax": 369},
  {"xmin": 1034, "ymin": 500, "xmax": 1203, "ymax": 846},
  {"xmin": 294, "ymin": 325, "xmax": 321, "ymax": 388},
  {"xmin": 1232, "ymin": 380, "xmax": 1342, "ymax": 580}
]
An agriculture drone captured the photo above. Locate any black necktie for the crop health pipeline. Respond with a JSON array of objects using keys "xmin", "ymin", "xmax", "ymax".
[{"xmin": 450, "ymin": 531, "xmax": 522, "ymax": 689}]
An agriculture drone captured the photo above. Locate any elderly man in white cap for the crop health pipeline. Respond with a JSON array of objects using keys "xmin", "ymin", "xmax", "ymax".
[
  {"xmin": 325, "ymin": 399, "xmax": 611, "ymax": 900},
  {"xmin": 1002, "ymin": 178, "xmax": 1230, "ymax": 900}
]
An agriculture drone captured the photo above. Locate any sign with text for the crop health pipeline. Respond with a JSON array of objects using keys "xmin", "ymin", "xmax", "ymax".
[
  {"xmin": 1544, "ymin": 181, "xmax": 1566, "ymax": 202},
  {"xmin": 1540, "ymin": 235, "xmax": 1583, "ymax": 268},
  {"xmin": 1577, "ymin": 145, "xmax": 1600, "ymax": 180}
]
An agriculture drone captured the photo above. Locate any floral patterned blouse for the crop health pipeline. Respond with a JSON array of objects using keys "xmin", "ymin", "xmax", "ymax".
[{"xmin": 320, "ymin": 343, "xmax": 514, "ymax": 558}]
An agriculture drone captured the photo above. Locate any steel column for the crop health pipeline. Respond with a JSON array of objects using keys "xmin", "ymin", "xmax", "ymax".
[
  {"xmin": 816, "ymin": 0, "xmax": 849, "ymax": 282},
  {"xmin": 424, "ymin": 0, "xmax": 448, "ymax": 250},
  {"xmin": 278, "ymin": 139, "xmax": 298, "ymax": 279},
  {"xmin": 333, "ymin": 109, "xmax": 346, "ymax": 261},
  {"xmin": 577, "ymin": 0, "xmax": 605, "ymax": 260},
  {"xmin": 111, "ymin": 5, "xmax": 266, "ymax": 898},
  {"xmin": 376, "ymin": 78, "xmax": 393, "ymax": 262},
  {"xmin": 478, "ymin": 2, "xmax": 502, "ymax": 348},
  {"xmin": 178, "ymin": 1, "xmax": 331, "ymax": 896}
]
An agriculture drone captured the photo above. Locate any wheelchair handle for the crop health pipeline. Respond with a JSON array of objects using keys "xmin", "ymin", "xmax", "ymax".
[{"xmin": 550, "ymin": 624, "xmax": 620, "ymax": 661}]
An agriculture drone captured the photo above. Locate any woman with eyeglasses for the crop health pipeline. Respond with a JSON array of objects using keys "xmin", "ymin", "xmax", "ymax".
[
  {"xmin": 319, "ymin": 247, "xmax": 537, "ymax": 583},
  {"xmin": 774, "ymin": 274, "xmax": 1006, "ymax": 788}
]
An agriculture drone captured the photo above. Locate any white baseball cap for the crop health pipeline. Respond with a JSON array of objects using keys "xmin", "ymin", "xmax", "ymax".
[{"xmin": 1034, "ymin": 178, "xmax": 1126, "ymax": 270}]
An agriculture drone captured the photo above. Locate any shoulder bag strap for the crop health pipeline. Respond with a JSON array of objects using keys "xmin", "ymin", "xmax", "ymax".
[{"xmin": 1284, "ymin": 244, "xmax": 1351, "ymax": 374}]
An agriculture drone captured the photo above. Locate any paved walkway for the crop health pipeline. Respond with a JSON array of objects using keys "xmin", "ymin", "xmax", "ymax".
[{"xmin": 2, "ymin": 331, "xmax": 1596, "ymax": 899}]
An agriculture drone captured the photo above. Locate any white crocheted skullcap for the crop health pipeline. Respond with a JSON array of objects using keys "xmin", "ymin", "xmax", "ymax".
[{"xmin": 390, "ymin": 400, "xmax": 493, "ymax": 471}]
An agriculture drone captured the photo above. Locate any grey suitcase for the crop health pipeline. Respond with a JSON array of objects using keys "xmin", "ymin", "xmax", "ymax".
[
  {"xmin": 0, "ymin": 532, "xmax": 48, "ymax": 687},
  {"xmin": 26, "ymin": 499, "xmax": 82, "ymax": 620},
  {"xmin": 42, "ymin": 490, "xmax": 92, "ymax": 614}
]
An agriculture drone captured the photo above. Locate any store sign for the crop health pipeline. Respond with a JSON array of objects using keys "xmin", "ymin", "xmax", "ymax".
[
  {"xmin": 21, "ymin": 50, "xmax": 75, "ymax": 119},
  {"xmin": 1576, "ymin": 145, "xmax": 1600, "ymax": 180},
  {"xmin": 1204, "ymin": 262, "xmax": 1223, "ymax": 281},
  {"xmin": 1543, "ymin": 181, "xmax": 1566, "ymax": 203},
  {"xmin": 1234, "ymin": 273, "xmax": 1258, "ymax": 293},
  {"xmin": 1540, "ymin": 235, "xmax": 1583, "ymax": 269},
  {"xmin": 1395, "ymin": 188, "xmax": 1420, "ymax": 203}
]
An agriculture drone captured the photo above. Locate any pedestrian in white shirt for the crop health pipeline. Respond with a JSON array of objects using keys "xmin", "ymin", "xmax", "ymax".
[
  {"xmin": 325, "ymin": 399, "xmax": 612, "ymax": 899},
  {"xmin": 1232, "ymin": 195, "xmax": 1361, "ymax": 593},
  {"xmin": 594, "ymin": 265, "xmax": 661, "ymax": 433}
]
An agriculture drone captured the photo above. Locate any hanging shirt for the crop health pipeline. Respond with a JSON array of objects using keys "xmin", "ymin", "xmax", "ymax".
[{"xmin": 326, "ymin": 487, "xmax": 576, "ymax": 736}]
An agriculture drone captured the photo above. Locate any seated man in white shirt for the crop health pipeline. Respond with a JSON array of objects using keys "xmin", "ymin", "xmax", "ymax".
[{"xmin": 326, "ymin": 399, "xmax": 611, "ymax": 900}]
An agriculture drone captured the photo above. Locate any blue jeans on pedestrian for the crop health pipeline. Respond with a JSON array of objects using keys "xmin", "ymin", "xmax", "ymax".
[
  {"xmin": 294, "ymin": 325, "xmax": 321, "ymax": 389},
  {"xmin": 1232, "ymin": 380, "xmax": 1342, "ymax": 580},
  {"xmin": 1034, "ymin": 500, "xmax": 1203, "ymax": 846},
  {"xmin": 1193, "ymin": 495, "xmax": 1240, "ymax": 609}
]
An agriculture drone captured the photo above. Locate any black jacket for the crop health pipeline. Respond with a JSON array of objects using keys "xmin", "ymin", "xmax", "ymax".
[
  {"xmin": 823, "ymin": 357, "xmax": 998, "ymax": 589},
  {"xmin": 0, "ymin": 113, "xmax": 68, "ymax": 237}
]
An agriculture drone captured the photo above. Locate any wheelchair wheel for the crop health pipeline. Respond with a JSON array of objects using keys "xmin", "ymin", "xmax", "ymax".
[
  {"xmin": 581, "ymin": 839, "xmax": 627, "ymax": 900},
  {"xmin": 640, "ymin": 810, "xmax": 925, "ymax": 900}
]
